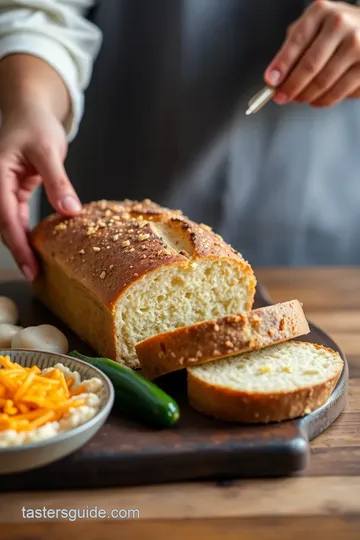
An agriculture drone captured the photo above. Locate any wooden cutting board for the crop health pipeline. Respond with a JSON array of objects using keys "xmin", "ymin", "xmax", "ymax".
[{"xmin": 0, "ymin": 280, "xmax": 348, "ymax": 491}]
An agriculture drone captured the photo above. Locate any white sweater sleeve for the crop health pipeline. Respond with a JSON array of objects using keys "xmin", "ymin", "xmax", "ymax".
[{"xmin": 0, "ymin": 0, "xmax": 102, "ymax": 140}]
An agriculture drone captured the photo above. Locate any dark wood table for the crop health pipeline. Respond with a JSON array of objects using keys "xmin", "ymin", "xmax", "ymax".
[{"xmin": 0, "ymin": 268, "xmax": 359, "ymax": 540}]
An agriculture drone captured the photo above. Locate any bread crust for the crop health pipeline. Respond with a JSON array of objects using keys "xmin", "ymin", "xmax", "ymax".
[
  {"xmin": 136, "ymin": 300, "xmax": 310, "ymax": 379},
  {"xmin": 187, "ymin": 342, "xmax": 344, "ymax": 423},
  {"xmin": 30, "ymin": 200, "xmax": 256, "ymax": 364}
]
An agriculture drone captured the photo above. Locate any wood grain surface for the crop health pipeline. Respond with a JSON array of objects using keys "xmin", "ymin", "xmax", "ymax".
[{"xmin": 0, "ymin": 267, "xmax": 359, "ymax": 540}]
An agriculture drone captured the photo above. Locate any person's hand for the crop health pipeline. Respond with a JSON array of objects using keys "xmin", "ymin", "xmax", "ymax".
[
  {"xmin": 265, "ymin": 0, "xmax": 360, "ymax": 107},
  {"xmin": 0, "ymin": 104, "xmax": 82, "ymax": 281}
]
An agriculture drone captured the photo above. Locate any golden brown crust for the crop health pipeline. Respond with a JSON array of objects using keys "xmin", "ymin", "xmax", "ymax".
[
  {"xmin": 187, "ymin": 342, "xmax": 344, "ymax": 423},
  {"xmin": 30, "ymin": 199, "xmax": 256, "ymax": 365},
  {"xmin": 31, "ymin": 199, "xmax": 255, "ymax": 310},
  {"xmin": 136, "ymin": 300, "xmax": 310, "ymax": 379},
  {"xmin": 31, "ymin": 260, "xmax": 118, "ymax": 363}
]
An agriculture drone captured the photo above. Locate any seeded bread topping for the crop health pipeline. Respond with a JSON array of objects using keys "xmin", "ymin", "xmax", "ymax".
[
  {"xmin": 31, "ymin": 200, "xmax": 256, "ymax": 367},
  {"xmin": 33, "ymin": 199, "xmax": 251, "ymax": 308}
]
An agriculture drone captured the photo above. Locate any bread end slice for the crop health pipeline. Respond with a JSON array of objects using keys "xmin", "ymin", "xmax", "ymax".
[
  {"xmin": 187, "ymin": 341, "xmax": 343, "ymax": 423},
  {"xmin": 136, "ymin": 300, "xmax": 310, "ymax": 379}
]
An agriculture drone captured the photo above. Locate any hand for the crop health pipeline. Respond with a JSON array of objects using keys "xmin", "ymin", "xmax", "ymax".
[
  {"xmin": 264, "ymin": 0, "xmax": 360, "ymax": 107},
  {"xmin": 0, "ymin": 105, "xmax": 82, "ymax": 280}
]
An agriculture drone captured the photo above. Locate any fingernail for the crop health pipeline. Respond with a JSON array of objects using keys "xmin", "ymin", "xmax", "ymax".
[
  {"xmin": 60, "ymin": 196, "xmax": 82, "ymax": 214},
  {"xmin": 266, "ymin": 69, "xmax": 282, "ymax": 87},
  {"xmin": 274, "ymin": 92, "xmax": 288, "ymax": 104},
  {"xmin": 21, "ymin": 265, "xmax": 35, "ymax": 282}
]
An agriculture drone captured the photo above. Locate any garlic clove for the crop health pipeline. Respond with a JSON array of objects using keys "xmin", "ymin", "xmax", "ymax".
[
  {"xmin": 0, "ymin": 324, "xmax": 23, "ymax": 348},
  {"xmin": 11, "ymin": 324, "xmax": 69, "ymax": 354},
  {"xmin": 0, "ymin": 296, "xmax": 19, "ymax": 325}
]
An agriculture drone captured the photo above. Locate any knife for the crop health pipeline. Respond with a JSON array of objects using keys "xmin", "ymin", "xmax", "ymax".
[{"xmin": 246, "ymin": 86, "xmax": 276, "ymax": 116}]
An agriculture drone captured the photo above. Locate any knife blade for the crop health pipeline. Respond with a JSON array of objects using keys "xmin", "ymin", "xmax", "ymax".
[{"xmin": 246, "ymin": 86, "xmax": 276, "ymax": 116}]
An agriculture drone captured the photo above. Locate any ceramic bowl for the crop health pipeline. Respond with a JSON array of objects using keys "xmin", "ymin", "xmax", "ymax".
[{"xmin": 0, "ymin": 349, "xmax": 114, "ymax": 474}]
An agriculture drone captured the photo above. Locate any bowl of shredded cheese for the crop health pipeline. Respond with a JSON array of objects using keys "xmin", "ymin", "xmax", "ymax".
[{"xmin": 0, "ymin": 349, "xmax": 114, "ymax": 474}]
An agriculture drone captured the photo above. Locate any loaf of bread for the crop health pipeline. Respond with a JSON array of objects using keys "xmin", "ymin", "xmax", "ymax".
[
  {"xmin": 187, "ymin": 341, "xmax": 343, "ymax": 423},
  {"xmin": 31, "ymin": 200, "xmax": 256, "ymax": 368},
  {"xmin": 136, "ymin": 300, "xmax": 310, "ymax": 379}
]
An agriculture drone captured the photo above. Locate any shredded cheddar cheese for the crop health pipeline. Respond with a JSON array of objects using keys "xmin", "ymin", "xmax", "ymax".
[{"xmin": 0, "ymin": 355, "xmax": 86, "ymax": 432}]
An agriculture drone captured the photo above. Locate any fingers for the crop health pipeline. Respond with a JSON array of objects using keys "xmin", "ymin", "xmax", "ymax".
[
  {"xmin": 310, "ymin": 63, "xmax": 360, "ymax": 107},
  {"xmin": 0, "ymin": 168, "xmax": 38, "ymax": 280},
  {"xmin": 28, "ymin": 141, "xmax": 82, "ymax": 217},
  {"xmin": 277, "ymin": 12, "xmax": 348, "ymax": 102},
  {"xmin": 295, "ymin": 35, "xmax": 359, "ymax": 103},
  {"xmin": 348, "ymin": 87, "xmax": 360, "ymax": 99},
  {"xmin": 264, "ymin": 0, "xmax": 360, "ymax": 107},
  {"xmin": 264, "ymin": 0, "xmax": 329, "ymax": 90}
]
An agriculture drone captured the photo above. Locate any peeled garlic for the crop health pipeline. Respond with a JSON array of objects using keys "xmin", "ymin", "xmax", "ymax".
[
  {"xmin": 0, "ymin": 296, "xmax": 19, "ymax": 325},
  {"xmin": 0, "ymin": 324, "xmax": 23, "ymax": 348},
  {"xmin": 11, "ymin": 324, "xmax": 68, "ymax": 354}
]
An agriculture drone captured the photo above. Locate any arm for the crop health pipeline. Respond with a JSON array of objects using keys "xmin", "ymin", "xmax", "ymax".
[
  {"xmin": 0, "ymin": 0, "xmax": 102, "ymax": 279},
  {"xmin": 0, "ymin": 54, "xmax": 71, "ymax": 127},
  {"xmin": 0, "ymin": 0, "xmax": 102, "ymax": 138}
]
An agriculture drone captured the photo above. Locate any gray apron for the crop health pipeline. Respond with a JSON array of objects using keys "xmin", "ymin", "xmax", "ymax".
[{"xmin": 41, "ymin": 0, "xmax": 360, "ymax": 266}]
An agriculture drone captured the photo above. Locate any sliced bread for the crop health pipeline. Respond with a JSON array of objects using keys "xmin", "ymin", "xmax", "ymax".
[
  {"xmin": 187, "ymin": 341, "xmax": 343, "ymax": 423},
  {"xmin": 31, "ymin": 199, "xmax": 256, "ymax": 368},
  {"xmin": 136, "ymin": 300, "xmax": 310, "ymax": 379}
]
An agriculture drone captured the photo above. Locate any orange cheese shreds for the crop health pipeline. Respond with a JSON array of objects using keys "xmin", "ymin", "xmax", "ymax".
[
  {"xmin": 66, "ymin": 377, "xmax": 75, "ymax": 389},
  {"xmin": 70, "ymin": 384, "xmax": 87, "ymax": 397},
  {"xmin": 0, "ymin": 356, "xmax": 15, "ymax": 369},
  {"xmin": 0, "ymin": 355, "xmax": 86, "ymax": 433}
]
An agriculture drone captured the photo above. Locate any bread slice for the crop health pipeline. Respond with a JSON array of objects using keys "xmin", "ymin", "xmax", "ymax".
[
  {"xmin": 136, "ymin": 300, "xmax": 310, "ymax": 379},
  {"xmin": 31, "ymin": 200, "xmax": 256, "ymax": 368},
  {"xmin": 187, "ymin": 341, "xmax": 343, "ymax": 423}
]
